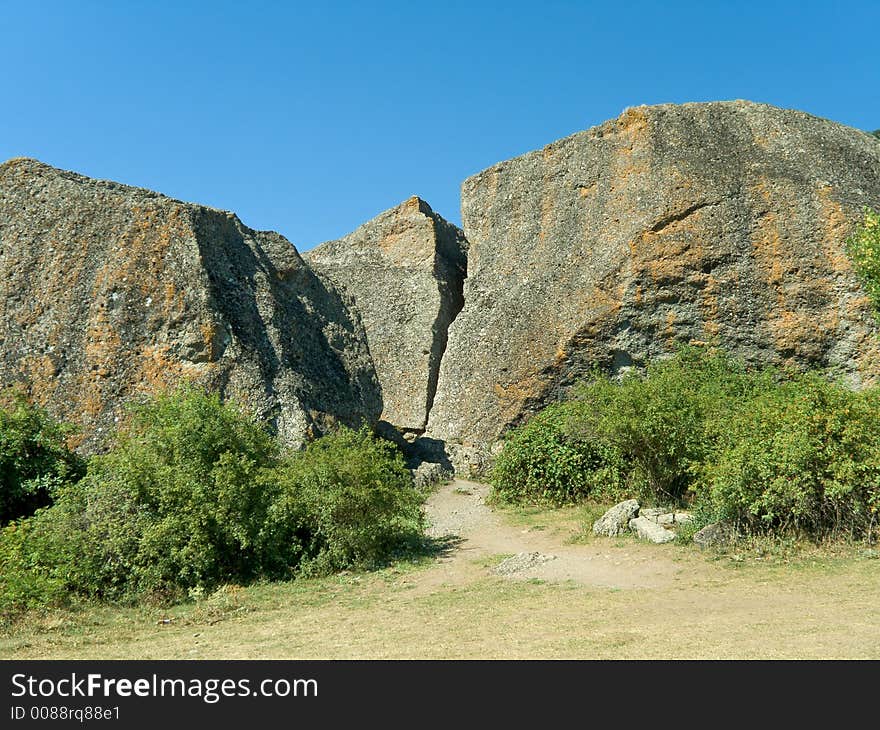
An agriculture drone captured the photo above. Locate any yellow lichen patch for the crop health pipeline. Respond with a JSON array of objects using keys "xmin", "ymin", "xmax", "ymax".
[
  {"xmin": 816, "ymin": 185, "xmax": 854, "ymax": 275},
  {"xmin": 577, "ymin": 182, "xmax": 597, "ymax": 198},
  {"xmin": 137, "ymin": 344, "xmax": 198, "ymax": 392},
  {"xmin": 699, "ymin": 273, "xmax": 722, "ymax": 337},
  {"xmin": 84, "ymin": 309, "xmax": 122, "ymax": 379},
  {"xmin": 770, "ymin": 309, "xmax": 834, "ymax": 358},
  {"xmin": 403, "ymin": 196, "xmax": 422, "ymax": 213},
  {"xmin": 615, "ymin": 107, "xmax": 649, "ymax": 148},
  {"xmin": 200, "ymin": 322, "xmax": 222, "ymax": 362},
  {"xmin": 856, "ymin": 335, "xmax": 880, "ymax": 383},
  {"xmin": 749, "ymin": 178, "xmax": 793, "ymax": 295},
  {"xmin": 628, "ymin": 206, "xmax": 710, "ymax": 284},
  {"xmin": 493, "ymin": 371, "xmax": 549, "ymax": 423},
  {"xmin": 537, "ymin": 189, "xmax": 555, "ymax": 244},
  {"xmin": 17, "ymin": 354, "xmax": 58, "ymax": 383},
  {"xmin": 663, "ymin": 310, "xmax": 677, "ymax": 338}
]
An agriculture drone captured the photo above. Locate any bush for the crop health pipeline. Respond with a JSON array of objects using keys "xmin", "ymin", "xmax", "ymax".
[
  {"xmin": 698, "ymin": 372, "xmax": 880, "ymax": 540},
  {"xmin": 490, "ymin": 402, "xmax": 623, "ymax": 505},
  {"xmin": 567, "ymin": 347, "xmax": 766, "ymax": 504},
  {"xmin": 845, "ymin": 207, "xmax": 880, "ymax": 315},
  {"xmin": 0, "ymin": 390, "xmax": 84, "ymax": 525},
  {"xmin": 0, "ymin": 387, "xmax": 425, "ymax": 618},
  {"xmin": 267, "ymin": 426, "xmax": 424, "ymax": 575}
]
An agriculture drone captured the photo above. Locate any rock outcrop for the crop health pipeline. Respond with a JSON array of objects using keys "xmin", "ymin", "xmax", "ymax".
[
  {"xmin": 305, "ymin": 196, "xmax": 467, "ymax": 434},
  {"xmin": 629, "ymin": 516, "xmax": 676, "ymax": 544},
  {"xmin": 427, "ymin": 101, "xmax": 880, "ymax": 461},
  {"xmin": 0, "ymin": 158, "xmax": 380, "ymax": 451},
  {"xmin": 592, "ymin": 499, "xmax": 641, "ymax": 537}
]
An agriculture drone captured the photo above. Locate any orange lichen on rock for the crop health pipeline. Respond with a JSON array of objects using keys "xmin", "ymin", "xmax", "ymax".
[
  {"xmin": 137, "ymin": 344, "xmax": 199, "ymax": 392},
  {"xmin": 816, "ymin": 184, "xmax": 855, "ymax": 275}
]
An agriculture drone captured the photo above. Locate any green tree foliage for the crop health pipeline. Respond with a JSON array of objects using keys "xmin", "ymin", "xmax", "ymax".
[
  {"xmin": 267, "ymin": 427, "xmax": 423, "ymax": 576},
  {"xmin": 701, "ymin": 372, "xmax": 880, "ymax": 539},
  {"xmin": 491, "ymin": 347, "xmax": 880, "ymax": 542},
  {"xmin": 0, "ymin": 390, "xmax": 84, "ymax": 525},
  {"xmin": 490, "ymin": 402, "xmax": 624, "ymax": 505},
  {"xmin": 845, "ymin": 208, "xmax": 880, "ymax": 315},
  {"xmin": 565, "ymin": 348, "xmax": 763, "ymax": 503},
  {"xmin": 0, "ymin": 387, "xmax": 423, "ymax": 619}
]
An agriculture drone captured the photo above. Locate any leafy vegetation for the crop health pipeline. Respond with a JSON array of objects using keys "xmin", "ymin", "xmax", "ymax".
[
  {"xmin": 565, "ymin": 348, "xmax": 768, "ymax": 503},
  {"xmin": 490, "ymin": 402, "xmax": 624, "ymax": 505},
  {"xmin": 491, "ymin": 347, "xmax": 880, "ymax": 542},
  {"xmin": 0, "ymin": 390, "xmax": 84, "ymax": 525},
  {"xmin": 0, "ymin": 387, "xmax": 423, "ymax": 620},
  {"xmin": 845, "ymin": 207, "xmax": 880, "ymax": 315},
  {"xmin": 701, "ymin": 373, "xmax": 880, "ymax": 539}
]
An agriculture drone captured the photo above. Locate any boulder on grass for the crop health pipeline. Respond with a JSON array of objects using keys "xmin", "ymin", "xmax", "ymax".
[
  {"xmin": 629, "ymin": 516, "xmax": 676, "ymax": 544},
  {"xmin": 593, "ymin": 499, "xmax": 640, "ymax": 537}
]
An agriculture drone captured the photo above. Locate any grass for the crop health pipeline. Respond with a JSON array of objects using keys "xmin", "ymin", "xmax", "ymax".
[{"xmin": 1, "ymin": 496, "xmax": 879, "ymax": 659}]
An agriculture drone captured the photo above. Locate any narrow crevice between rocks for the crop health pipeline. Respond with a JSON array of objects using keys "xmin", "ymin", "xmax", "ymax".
[{"xmin": 422, "ymin": 214, "xmax": 469, "ymax": 429}]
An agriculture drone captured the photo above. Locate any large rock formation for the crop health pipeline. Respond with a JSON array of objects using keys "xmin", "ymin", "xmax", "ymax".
[
  {"xmin": 0, "ymin": 158, "xmax": 380, "ymax": 451},
  {"xmin": 305, "ymin": 196, "xmax": 466, "ymax": 435},
  {"xmin": 427, "ymin": 101, "xmax": 880, "ymax": 464}
]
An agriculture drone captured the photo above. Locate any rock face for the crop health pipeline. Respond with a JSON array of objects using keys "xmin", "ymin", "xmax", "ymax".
[
  {"xmin": 629, "ymin": 516, "xmax": 676, "ymax": 544},
  {"xmin": 305, "ymin": 197, "xmax": 467, "ymax": 434},
  {"xmin": 0, "ymin": 158, "xmax": 380, "ymax": 451},
  {"xmin": 593, "ymin": 499, "xmax": 641, "ymax": 537},
  {"xmin": 427, "ymin": 101, "xmax": 880, "ymax": 461},
  {"xmin": 692, "ymin": 522, "xmax": 734, "ymax": 549}
]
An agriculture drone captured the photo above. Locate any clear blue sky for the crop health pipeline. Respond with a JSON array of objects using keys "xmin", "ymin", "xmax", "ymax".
[{"xmin": 2, "ymin": 0, "xmax": 878, "ymax": 250}]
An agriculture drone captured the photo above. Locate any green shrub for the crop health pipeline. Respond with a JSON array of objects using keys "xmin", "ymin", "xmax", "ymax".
[
  {"xmin": 268, "ymin": 426, "xmax": 424, "ymax": 575},
  {"xmin": 567, "ymin": 347, "xmax": 767, "ymax": 504},
  {"xmin": 0, "ymin": 387, "xmax": 425, "ymax": 619},
  {"xmin": 845, "ymin": 207, "xmax": 880, "ymax": 315},
  {"xmin": 0, "ymin": 390, "xmax": 84, "ymax": 525},
  {"xmin": 698, "ymin": 372, "xmax": 880, "ymax": 540},
  {"xmin": 490, "ymin": 402, "xmax": 623, "ymax": 505},
  {"xmin": 0, "ymin": 490, "xmax": 91, "ymax": 617}
]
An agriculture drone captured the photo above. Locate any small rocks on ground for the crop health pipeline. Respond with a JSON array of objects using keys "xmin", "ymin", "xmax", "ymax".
[
  {"xmin": 494, "ymin": 552, "xmax": 557, "ymax": 576},
  {"xmin": 593, "ymin": 499, "xmax": 641, "ymax": 537},
  {"xmin": 629, "ymin": 516, "xmax": 676, "ymax": 544}
]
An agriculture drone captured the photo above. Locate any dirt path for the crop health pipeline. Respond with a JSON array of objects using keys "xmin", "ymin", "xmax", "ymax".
[
  {"xmin": 4, "ymin": 477, "xmax": 880, "ymax": 659},
  {"xmin": 423, "ymin": 479, "xmax": 688, "ymax": 590}
]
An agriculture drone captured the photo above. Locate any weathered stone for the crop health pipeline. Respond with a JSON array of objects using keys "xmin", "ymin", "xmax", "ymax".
[
  {"xmin": 640, "ymin": 507, "xmax": 668, "ymax": 519},
  {"xmin": 593, "ymin": 499, "xmax": 641, "ymax": 537},
  {"xmin": 305, "ymin": 197, "xmax": 466, "ymax": 434},
  {"xmin": 494, "ymin": 551, "xmax": 556, "ymax": 576},
  {"xmin": 693, "ymin": 522, "xmax": 734, "ymax": 549},
  {"xmin": 412, "ymin": 460, "xmax": 453, "ymax": 489},
  {"xmin": 657, "ymin": 512, "xmax": 693, "ymax": 526},
  {"xmin": 0, "ymin": 158, "xmax": 381, "ymax": 451},
  {"xmin": 629, "ymin": 516, "xmax": 676, "ymax": 544},
  {"xmin": 427, "ymin": 101, "xmax": 880, "ymax": 455}
]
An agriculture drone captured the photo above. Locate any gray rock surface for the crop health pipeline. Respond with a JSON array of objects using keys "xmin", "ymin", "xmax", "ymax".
[
  {"xmin": 412, "ymin": 460, "xmax": 453, "ymax": 489},
  {"xmin": 427, "ymin": 101, "xmax": 880, "ymax": 456},
  {"xmin": 629, "ymin": 516, "xmax": 676, "ymax": 544},
  {"xmin": 692, "ymin": 522, "xmax": 734, "ymax": 549},
  {"xmin": 305, "ymin": 196, "xmax": 466, "ymax": 434},
  {"xmin": 494, "ymin": 551, "xmax": 557, "ymax": 576},
  {"xmin": 593, "ymin": 499, "xmax": 641, "ymax": 537},
  {"xmin": 0, "ymin": 158, "xmax": 380, "ymax": 451},
  {"xmin": 656, "ymin": 512, "xmax": 693, "ymax": 526}
]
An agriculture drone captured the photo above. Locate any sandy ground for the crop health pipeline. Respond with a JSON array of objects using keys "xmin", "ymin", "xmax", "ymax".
[
  {"xmin": 3, "ymin": 478, "xmax": 879, "ymax": 659},
  {"xmin": 424, "ymin": 479, "xmax": 689, "ymax": 589}
]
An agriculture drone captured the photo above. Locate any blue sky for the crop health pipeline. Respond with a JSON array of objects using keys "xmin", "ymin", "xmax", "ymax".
[{"xmin": 2, "ymin": 1, "xmax": 878, "ymax": 250}]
